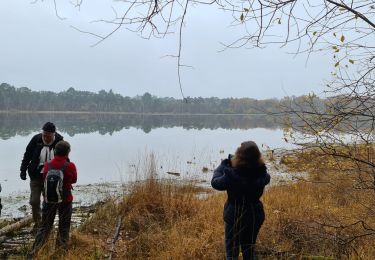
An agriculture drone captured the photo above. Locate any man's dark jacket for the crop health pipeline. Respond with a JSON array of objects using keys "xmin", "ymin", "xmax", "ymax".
[
  {"xmin": 20, "ymin": 133, "xmax": 63, "ymax": 180},
  {"xmin": 211, "ymin": 158, "xmax": 270, "ymax": 222}
]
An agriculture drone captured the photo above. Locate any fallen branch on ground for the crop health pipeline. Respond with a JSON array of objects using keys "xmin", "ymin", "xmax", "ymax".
[
  {"xmin": 0, "ymin": 215, "xmax": 33, "ymax": 237},
  {"xmin": 108, "ymin": 215, "xmax": 123, "ymax": 260}
]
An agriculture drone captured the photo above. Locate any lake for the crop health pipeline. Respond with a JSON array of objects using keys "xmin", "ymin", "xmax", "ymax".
[{"xmin": 0, "ymin": 113, "xmax": 289, "ymax": 218}]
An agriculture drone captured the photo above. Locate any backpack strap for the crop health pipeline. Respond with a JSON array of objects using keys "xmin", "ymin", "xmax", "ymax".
[
  {"xmin": 61, "ymin": 161, "xmax": 71, "ymax": 199},
  {"xmin": 47, "ymin": 162, "xmax": 52, "ymax": 171},
  {"xmin": 61, "ymin": 161, "xmax": 69, "ymax": 173}
]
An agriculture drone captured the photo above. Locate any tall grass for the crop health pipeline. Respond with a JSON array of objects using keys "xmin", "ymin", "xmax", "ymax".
[{"xmin": 35, "ymin": 151, "xmax": 375, "ymax": 259}]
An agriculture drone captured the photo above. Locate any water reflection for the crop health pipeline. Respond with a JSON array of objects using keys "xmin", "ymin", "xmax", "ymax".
[
  {"xmin": 0, "ymin": 113, "xmax": 289, "ymax": 218},
  {"xmin": 0, "ymin": 113, "xmax": 282, "ymax": 139}
]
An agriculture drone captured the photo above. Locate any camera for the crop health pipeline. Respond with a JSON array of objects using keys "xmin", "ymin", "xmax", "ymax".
[{"xmin": 228, "ymin": 154, "xmax": 235, "ymax": 166}]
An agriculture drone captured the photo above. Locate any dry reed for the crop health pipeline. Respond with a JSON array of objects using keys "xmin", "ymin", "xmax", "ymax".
[{"xmin": 34, "ymin": 151, "xmax": 375, "ymax": 259}]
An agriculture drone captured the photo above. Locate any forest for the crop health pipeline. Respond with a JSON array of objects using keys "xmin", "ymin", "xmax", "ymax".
[{"xmin": 0, "ymin": 82, "xmax": 322, "ymax": 114}]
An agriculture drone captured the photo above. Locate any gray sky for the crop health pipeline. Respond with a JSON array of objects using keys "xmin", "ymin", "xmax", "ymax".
[{"xmin": 0, "ymin": 0, "xmax": 333, "ymax": 99}]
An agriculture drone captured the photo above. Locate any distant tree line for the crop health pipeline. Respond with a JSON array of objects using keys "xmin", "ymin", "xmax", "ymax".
[{"xmin": 0, "ymin": 83, "xmax": 323, "ymax": 114}]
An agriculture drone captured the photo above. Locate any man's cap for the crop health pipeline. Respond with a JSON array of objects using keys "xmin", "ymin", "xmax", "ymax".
[{"xmin": 42, "ymin": 122, "xmax": 56, "ymax": 133}]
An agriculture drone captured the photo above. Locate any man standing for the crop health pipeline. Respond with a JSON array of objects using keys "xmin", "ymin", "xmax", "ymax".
[{"xmin": 20, "ymin": 122, "xmax": 63, "ymax": 230}]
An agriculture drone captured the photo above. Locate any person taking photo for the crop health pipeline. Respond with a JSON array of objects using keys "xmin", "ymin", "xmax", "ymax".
[{"xmin": 211, "ymin": 141, "xmax": 270, "ymax": 260}]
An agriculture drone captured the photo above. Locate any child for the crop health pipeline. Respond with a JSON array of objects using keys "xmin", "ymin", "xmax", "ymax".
[{"xmin": 31, "ymin": 140, "xmax": 77, "ymax": 254}]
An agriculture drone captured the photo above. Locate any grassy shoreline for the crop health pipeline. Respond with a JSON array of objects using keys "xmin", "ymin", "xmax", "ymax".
[{"xmin": 22, "ymin": 150, "xmax": 375, "ymax": 259}]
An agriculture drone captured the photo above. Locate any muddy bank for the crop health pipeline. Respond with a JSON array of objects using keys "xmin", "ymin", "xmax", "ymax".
[
  {"xmin": 0, "ymin": 182, "xmax": 124, "ymax": 219},
  {"xmin": 0, "ymin": 182, "xmax": 126, "ymax": 258},
  {"xmin": 0, "ymin": 152, "xmax": 298, "ymax": 220}
]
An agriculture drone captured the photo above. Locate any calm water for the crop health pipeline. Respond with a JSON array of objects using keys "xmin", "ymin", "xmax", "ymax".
[{"xmin": 0, "ymin": 113, "xmax": 289, "ymax": 217}]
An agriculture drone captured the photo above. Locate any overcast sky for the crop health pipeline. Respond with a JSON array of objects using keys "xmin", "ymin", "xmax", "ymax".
[{"xmin": 0, "ymin": 0, "xmax": 333, "ymax": 99}]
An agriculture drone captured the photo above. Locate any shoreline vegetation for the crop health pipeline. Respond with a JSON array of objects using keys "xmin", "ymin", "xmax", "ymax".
[{"xmin": 2, "ymin": 148, "xmax": 373, "ymax": 259}]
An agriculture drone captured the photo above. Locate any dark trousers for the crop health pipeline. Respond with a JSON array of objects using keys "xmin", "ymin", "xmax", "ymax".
[
  {"xmin": 224, "ymin": 203, "xmax": 265, "ymax": 260},
  {"xmin": 32, "ymin": 201, "xmax": 73, "ymax": 252},
  {"xmin": 29, "ymin": 179, "xmax": 44, "ymax": 226}
]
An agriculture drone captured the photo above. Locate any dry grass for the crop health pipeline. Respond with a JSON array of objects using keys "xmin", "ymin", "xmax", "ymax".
[
  {"xmin": 35, "ymin": 151, "xmax": 375, "ymax": 259},
  {"xmin": 36, "ymin": 178, "xmax": 224, "ymax": 260},
  {"xmin": 114, "ymin": 177, "xmax": 224, "ymax": 259},
  {"xmin": 266, "ymin": 149, "xmax": 375, "ymax": 259}
]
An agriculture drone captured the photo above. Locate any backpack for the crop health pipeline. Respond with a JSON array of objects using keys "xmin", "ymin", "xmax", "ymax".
[{"xmin": 44, "ymin": 161, "xmax": 69, "ymax": 203}]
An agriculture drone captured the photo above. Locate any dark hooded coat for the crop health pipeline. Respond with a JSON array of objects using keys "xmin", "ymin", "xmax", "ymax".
[
  {"xmin": 211, "ymin": 157, "xmax": 270, "ymax": 259},
  {"xmin": 20, "ymin": 132, "xmax": 64, "ymax": 180},
  {"xmin": 211, "ymin": 158, "xmax": 270, "ymax": 214}
]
